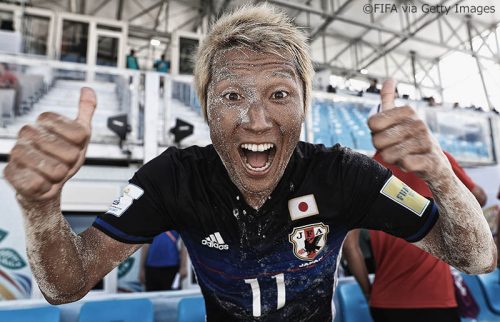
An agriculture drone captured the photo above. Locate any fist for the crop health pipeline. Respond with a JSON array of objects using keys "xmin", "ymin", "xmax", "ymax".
[
  {"xmin": 367, "ymin": 80, "xmax": 449, "ymax": 181},
  {"xmin": 4, "ymin": 87, "xmax": 96, "ymax": 202}
]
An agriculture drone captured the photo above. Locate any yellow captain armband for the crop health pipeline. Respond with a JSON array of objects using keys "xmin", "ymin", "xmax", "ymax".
[{"xmin": 380, "ymin": 175, "xmax": 430, "ymax": 217}]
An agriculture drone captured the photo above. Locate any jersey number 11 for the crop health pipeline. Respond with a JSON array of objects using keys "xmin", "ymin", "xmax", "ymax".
[{"xmin": 244, "ymin": 273, "xmax": 286, "ymax": 317}]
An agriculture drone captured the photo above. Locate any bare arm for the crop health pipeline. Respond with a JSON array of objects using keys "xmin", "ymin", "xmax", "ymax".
[
  {"xmin": 414, "ymin": 174, "xmax": 496, "ymax": 274},
  {"xmin": 4, "ymin": 88, "xmax": 141, "ymax": 304},
  {"xmin": 343, "ymin": 230, "xmax": 371, "ymax": 299},
  {"xmin": 179, "ymin": 240, "xmax": 188, "ymax": 280},
  {"xmin": 23, "ymin": 201, "xmax": 140, "ymax": 303},
  {"xmin": 138, "ymin": 244, "xmax": 150, "ymax": 286},
  {"xmin": 368, "ymin": 80, "xmax": 496, "ymax": 274},
  {"xmin": 471, "ymin": 185, "xmax": 487, "ymax": 208}
]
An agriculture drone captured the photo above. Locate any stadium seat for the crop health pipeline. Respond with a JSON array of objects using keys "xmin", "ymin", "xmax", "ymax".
[
  {"xmin": 177, "ymin": 296, "xmax": 206, "ymax": 322},
  {"xmin": 78, "ymin": 298, "xmax": 154, "ymax": 322},
  {"xmin": 336, "ymin": 282, "xmax": 372, "ymax": 322},
  {"xmin": 460, "ymin": 273, "xmax": 500, "ymax": 322},
  {"xmin": 0, "ymin": 305, "xmax": 60, "ymax": 322},
  {"xmin": 476, "ymin": 269, "xmax": 500, "ymax": 314}
]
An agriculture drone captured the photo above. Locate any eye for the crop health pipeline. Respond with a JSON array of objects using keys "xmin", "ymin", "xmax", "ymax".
[
  {"xmin": 271, "ymin": 90, "xmax": 288, "ymax": 99},
  {"xmin": 223, "ymin": 92, "xmax": 242, "ymax": 101}
]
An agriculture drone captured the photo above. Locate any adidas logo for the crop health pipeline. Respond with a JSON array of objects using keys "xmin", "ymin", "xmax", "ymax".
[{"xmin": 201, "ymin": 232, "xmax": 229, "ymax": 250}]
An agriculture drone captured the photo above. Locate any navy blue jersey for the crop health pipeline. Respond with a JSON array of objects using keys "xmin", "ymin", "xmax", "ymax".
[{"xmin": 93, "ymin": 142, "xmax": 438, "ymax": 321}]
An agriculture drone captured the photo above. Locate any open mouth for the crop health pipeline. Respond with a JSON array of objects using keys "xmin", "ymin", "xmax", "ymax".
[{"xmin": 239, "ymin": 143, "xmax": 276, "ymax": 173}]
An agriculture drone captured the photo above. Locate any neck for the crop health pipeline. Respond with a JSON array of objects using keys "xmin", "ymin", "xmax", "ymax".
[{"xmin": 242, "ymin": 191, "xmax": 270, "ymax": 210}]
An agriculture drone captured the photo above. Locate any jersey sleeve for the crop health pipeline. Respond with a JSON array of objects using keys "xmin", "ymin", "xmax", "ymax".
[
  {"xmin": 341, "ymin": 149, "xmax": 439, "ymax": 242},
  {"xmin": 93, "ymin": 150, "xmax": 180, "ymax": 244}
]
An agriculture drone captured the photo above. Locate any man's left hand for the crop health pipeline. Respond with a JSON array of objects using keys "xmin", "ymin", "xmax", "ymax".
[{"xmin": 367, "ymin": 79, "xmax": 450, "ymax": 182}]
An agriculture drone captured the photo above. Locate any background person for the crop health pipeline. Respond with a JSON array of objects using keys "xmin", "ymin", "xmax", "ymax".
[
  {"xmin": 126, "ymin": 49, "xmax": 140, "ymax": 70},
  {"xmin": 139, "ymin": 230, "xmax": 187, "ymax": 291},
  {"xmin": 153, "ymin": 54, "xmax": 170, "ymax": 73},
  {"xmin": 343, "ymin": 149, "xmax": 487, "ymax": 322},
  {"xmin": 366, "ymin": 78, "xmax": 380, "ymax": 94},
  {"xmin": 0, "ymin": 63, "xmax": 17, "ymax": 89}
]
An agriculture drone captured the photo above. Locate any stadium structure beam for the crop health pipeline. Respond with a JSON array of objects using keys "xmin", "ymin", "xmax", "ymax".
[
  {"xmin": 216, "ymin": 0, "xmax": 232, "ymax": 19},
  {"xmin": 79, "ymin": 0, "xmax": 85, "ymax": 14},
  {"xmin": 410, "ymin": 51, "xmax": 419, "ymax": 98},
  {"xmin": 415, "ymin": 56, "xmax": 440, "ymax": 89},
  {"xmin": 116, "ymin": 0, "xmax": 124, "ymax": 20},
  {"xmin": 435, "ymin": 58, "xmax": 444, "ymax": 101},
  {"xmin": 128, "ymin": 1, "xmax": 164, "ymax": 22},
  {"xmin": 356, "ymin": 0, "xmax": 463, "ymax": 70},
  {"xmin": 69, "ymin": 0, "xmax": 77, "ymax": 13},
  {"xmin": 387, "ymin": 53, "xmax": 413, "ymax": 84},
  {"xmin": 153, "ymin": 0, "xmax": 166, "ymax": 30},
  {"xmin": 323, "ymin": 32, "xmax": 437, "ymax": 63},
  {"xmin": 314, "ymin": 61, "xmax": 442, "ymax": 93},
  {"xmin": 268, "ymin": 0, "xmax": 499, "ymax": 64},
  {"xmin": 467, "ymin": 17, "xmax": 493, "ymax": 110},
  {"xmin": 414, "ymin": 0, "xmax": 492, "ymax": 29},
  {"xmin": 322, "ymin": 29, "xmax": 444, "ymax": 97},
  {"xmin": 471, "ymin": 25, "xmax": 498, "ymax": 58},
  {"xmin": 309, "ymin": 0, "xmax": 354, "ymax": 42},
  {"xmin": 89, "ymin": 0, "xmax": 112, "ymax": 15},
  {"xmin": 441, "ymin": 15, "xmax": 466, "ymax": 44},
  {"xmin": 495, "ymin": 27, "xmax": 500, "ymax": 60},
  {"xmin": 128, "ymin": 25, "xmax": 171, "ymax": 41}
]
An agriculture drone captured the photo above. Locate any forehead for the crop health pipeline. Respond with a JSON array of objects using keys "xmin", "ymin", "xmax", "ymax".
[{"xmin": 211, "ymin": 48, "xmax": 299, "ymax": 82}]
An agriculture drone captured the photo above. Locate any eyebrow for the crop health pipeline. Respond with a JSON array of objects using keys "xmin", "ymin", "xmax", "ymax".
[
  {"xmin": 271, "ymin": 70, "xmax": 294, "ymax": 79},
  {"xmin": 213, "ymin": 67, "xmax": 296, "ymax": 83},
  {"xmin": 212, "ymin": 68, "xmax": 239, "ymax": 83}
]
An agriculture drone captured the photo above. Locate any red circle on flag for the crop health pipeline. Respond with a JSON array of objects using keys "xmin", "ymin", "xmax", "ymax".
[{"xmin": 298, "ymin": 202, "xmax": 308, "ymax": 212}]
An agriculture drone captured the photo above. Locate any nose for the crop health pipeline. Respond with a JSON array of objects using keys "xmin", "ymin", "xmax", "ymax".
[{"xmin": 242, "ymin": 103, "xmax": 273, "ymax": 133}]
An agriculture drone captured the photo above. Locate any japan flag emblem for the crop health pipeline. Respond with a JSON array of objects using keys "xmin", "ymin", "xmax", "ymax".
[{"xmin": 288, "ymin": 194, "xmax": 319, "ymax": 221}]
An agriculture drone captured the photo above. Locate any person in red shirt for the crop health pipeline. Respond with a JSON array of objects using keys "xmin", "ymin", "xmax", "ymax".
[
  {"xmin": 343, "ymin": 150, "xmax": 486, "ymax": 322},
  {"xmin": 0, "ymin": 63, "xmax": 17, "ymax": 89}
]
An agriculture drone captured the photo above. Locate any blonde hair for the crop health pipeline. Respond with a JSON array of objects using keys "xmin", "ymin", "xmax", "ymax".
[{"xmin": 194, "ymin": 3, "xmax": 314, "ymax": 121}]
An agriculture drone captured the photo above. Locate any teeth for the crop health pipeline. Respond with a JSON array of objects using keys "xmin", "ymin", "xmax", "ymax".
[
  {"xmin": 246, "ymin": 161, "xmax": 271, "ymax": 172},
  {"xmin": 241, "ymin": 143, "xmax": 274, "ymax": 152}
]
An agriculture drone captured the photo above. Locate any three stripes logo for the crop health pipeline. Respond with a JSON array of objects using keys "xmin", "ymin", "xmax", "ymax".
[{"xmin": 201, "ymin": 232, "xmax": 229, "ymax": 250}]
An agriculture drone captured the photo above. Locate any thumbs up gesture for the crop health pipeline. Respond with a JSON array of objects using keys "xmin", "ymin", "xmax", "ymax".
[
  {"xmin": 4, "ymin": 87, "xmax": 96, "ymax": 202},
  {"xmin": 367, "ymin": 80, "xmax": 449, "ymax": 181}
]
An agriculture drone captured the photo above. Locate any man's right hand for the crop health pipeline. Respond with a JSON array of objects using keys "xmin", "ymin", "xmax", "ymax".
[{"xmin": 4, "ymin": 87, "xmax": 96, "ymax": 203}]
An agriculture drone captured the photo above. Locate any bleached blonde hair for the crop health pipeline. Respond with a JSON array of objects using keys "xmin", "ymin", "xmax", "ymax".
[{"xmin": 194, "ymin": 3, "xmax": 314, "ymax": 121}]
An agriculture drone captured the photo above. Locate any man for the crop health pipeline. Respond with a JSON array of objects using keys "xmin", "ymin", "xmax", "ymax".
[
  {"xmin": 153, "ymin": 54, "xmax": 170, "ymax": 73},
  {"xmin": 0, "ymin": 63, "xmax": 17, "ymax": 89},
  {"xmin": 126, "ymin": 49, "xmax": 140, "ymax": 70},
  {"xmin": 343, "ymin": 150, "xmax": 487, "ymax": 322},
  {"xmin": 139, "ymin": 230, "xmax": 187, "ymax": 291},
  {"xmin": 366, "ymin": 78, "xmax": 380, "ymax": 94},
  {"xmin": 3, "ymin": 5, "xmax": 496, "ymax": 321}
]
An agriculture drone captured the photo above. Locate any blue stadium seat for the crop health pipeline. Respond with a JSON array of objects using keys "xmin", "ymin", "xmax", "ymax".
[
  {"xmin": 460, "ymin": 273, "xmax": 500, "ymax": 322},
  {"xmin": 177, "ymin": 296, "xmax": 206, "ymax": 322},
  {"xmin": 0, "ymin": 305, "xmax": 60, "ymax": 322},
  {"xmin": 336, "ymin": 282, "xmax": 372, "ymax": 322},
  {"xmin": 476, "ymin": 269, "xmax": 500, "ymax": 314},
  {"xmin": 78, "ymin": 298, "xmax": 154, "ymax": 322}
]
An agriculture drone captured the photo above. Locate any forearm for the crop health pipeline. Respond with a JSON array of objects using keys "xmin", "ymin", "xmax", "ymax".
[
  {"xmin": 344, "ymin": 248, "xmax": 371, "ymax": 297},
  {"xmin": 19, "ymin": 195, "xmax": 90, "ymax": 304},
  {"xmin": 140, "ymin": 244, "xmax": 149, "ymax": 267},
  {"xmin": 415, "ymin": 171, "xmax": 497, "ymax": 274},
  {"xmin": 349, "ymin": 256, "xmax": 371, "ymax": 297},
  {"xmin": 343, "ymin": 231, "xmax": 371, "ymax": 298},
  {"xmin": 179, "ymin": 243, "xmax": 188, "ymax": 276}
]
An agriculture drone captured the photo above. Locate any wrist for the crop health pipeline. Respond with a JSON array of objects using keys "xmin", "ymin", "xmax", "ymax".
[{"xmin": 17, "ymin": 193, "xmax": 62, "ymax": 224}]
